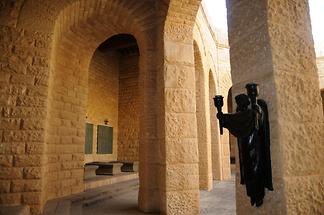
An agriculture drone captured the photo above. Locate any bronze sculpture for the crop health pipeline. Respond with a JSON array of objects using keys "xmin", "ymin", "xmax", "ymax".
[{"xmin": 214, "ymin": 83, "xmax": 273, "ymax": 207}]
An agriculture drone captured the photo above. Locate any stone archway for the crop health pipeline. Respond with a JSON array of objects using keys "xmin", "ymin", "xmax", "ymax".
[
  {"xmin": 1, "ymin": 0, "xmax": 165, "ymax": 213},
  {"xmin": 194, "ymin": 41, "xmax": 213, "ymax": 191},
  {"xmin": 1, "ymin": 0, "xmax": 323, "ymax": 214},
  {"xmin": 43, "ymin": 1, "xmax": 163, "ymax": 213},
  {"xmin": 165, "ymin": 0, "xmax": 324, "ymax": 214},
  {"xmin": 84, "ymin": 34, "xmax": 140, "ymax": 165}
]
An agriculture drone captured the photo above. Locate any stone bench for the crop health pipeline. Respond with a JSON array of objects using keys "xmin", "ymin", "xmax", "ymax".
[
  {"xmin": 84, "ymin": 165, "xmax": 99, "ymax": 179},
  {"xmin": 86, "ymin": 162, "xmax": 122, "ymax": 175},
  {"xmin": 120, "ymin": 161, "xmax": 139, "ymax": 172}
]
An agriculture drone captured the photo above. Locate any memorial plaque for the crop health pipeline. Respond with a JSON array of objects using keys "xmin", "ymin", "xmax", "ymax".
[{"xmin": 97, "ymin": 125, "xmax": 113, "ymax": 154}]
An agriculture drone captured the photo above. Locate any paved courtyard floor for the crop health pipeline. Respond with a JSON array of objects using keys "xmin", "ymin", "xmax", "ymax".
[{"xmin": 81, "ymin": 176, "xmax": 235, "ymax": 215}]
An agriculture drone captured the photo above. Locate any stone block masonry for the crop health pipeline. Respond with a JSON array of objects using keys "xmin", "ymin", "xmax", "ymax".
[
  {"xmin": 0, "ymin": 0, "xmax": 323, "ymax": 214},
  {"xmin": 118, "ymin": 54, "xmax": 140, "ymax": 162},
  {"xmin": 0, "ymin": 25, "xmax": 51, "ymax": 214}
]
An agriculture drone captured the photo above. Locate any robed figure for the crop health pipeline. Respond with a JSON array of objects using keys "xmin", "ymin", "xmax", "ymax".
[{"xmin": 216, "ymin": 83, "xmax": 273, "ymax": 207}]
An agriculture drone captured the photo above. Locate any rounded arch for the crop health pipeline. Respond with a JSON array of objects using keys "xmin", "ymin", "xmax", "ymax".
[
  {"xmin": 85, "ymin": 33, "xmax": 140, "ymax": 163},
  {"xmin": 41, "ymin": 0, "xmax": 161, "ymax": 212},
  {"xmin": 165, "ymin": 0, "xmax": 202, "ymax": 31},
  {"xmin": 194, "ymin": 40, "xmax": 213, "ymax": 191},
  {"xmin": 17, "ymin": 0, "xmax": 161, "ymax": 34}
]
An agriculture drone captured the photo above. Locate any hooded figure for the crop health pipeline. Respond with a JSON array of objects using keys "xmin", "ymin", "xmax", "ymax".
[{"xmin": 217, "ymin": 83, "xmax": 273, "ymax": 207}]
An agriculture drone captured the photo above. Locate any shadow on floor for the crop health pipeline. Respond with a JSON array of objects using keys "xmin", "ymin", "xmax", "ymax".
[{"xmin": 41, "ymin": 176, "xmax": 235, "ymax": 215}]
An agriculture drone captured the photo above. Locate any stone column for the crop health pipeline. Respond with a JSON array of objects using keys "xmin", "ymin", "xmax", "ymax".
[
  {"xmin": 227, "ymin": 0, "xmax": 324, "ymax": 214},
  {"xmin": 0, "ymin": 2, "xmax": 52, "ymax": 213},
  {"xmin": 138, "ymin": 46, "xmax": 162, "ymax": 212},
  {"xmin": 161, "ymin": 18, "xmax": 200, "ymax": 215}
]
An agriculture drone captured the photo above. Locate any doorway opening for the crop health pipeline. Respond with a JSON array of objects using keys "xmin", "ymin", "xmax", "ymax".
[{"xmin": 84, "ymin": 34, "xmax": 140, "ymax": 189}]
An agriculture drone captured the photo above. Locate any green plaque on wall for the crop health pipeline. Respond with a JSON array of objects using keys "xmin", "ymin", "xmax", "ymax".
[
  {"xmin": 85, "ymin": 123, "xmax": 93, "ymax": 154},
  {"xmin": 97, "ymin": 125, "xmax": 113, "ymax": 154}
]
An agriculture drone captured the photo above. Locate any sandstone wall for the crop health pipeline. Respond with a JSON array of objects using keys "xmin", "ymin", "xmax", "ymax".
[
  {"xmin": 193, "ymin": 5, "xmax": 232, "ymax": 191},
  {"xmin": 316, "ymin": 56, "xmax": 324, "ymax": 89},
  {"xmin": 40, "ymin": 1, "xmax": 162, "ymax": 211},
  {"xmin": 85, "ymin": 50, "xmax": 119, "ymax": 163},
  {"xmin": 0, "ymin": 0, "xmax": 163, "ymax": 213},
  {"xmin": 1, "ymin": 0, "xmax": 322, "ymax": 214},
  {"xmin": 117, "ymin": 54, "xmax": 140, "ymax": 162},
  {"xmin": 0, "ymin": 5, "xmax": 52, "ymax": 212}
]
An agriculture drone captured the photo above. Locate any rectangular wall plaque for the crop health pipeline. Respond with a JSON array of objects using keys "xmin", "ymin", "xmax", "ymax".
[{"xmin": 97, "ymin": 125, "xmax": 113, "ymax": 154}]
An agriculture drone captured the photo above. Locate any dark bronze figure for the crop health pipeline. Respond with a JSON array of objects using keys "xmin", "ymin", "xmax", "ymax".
[{"xmin": 214, "ymin": 83, "xmax": 273, "ymax": 207}]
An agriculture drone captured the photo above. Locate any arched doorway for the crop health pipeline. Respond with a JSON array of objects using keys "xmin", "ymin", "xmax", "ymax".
[
  {"xmin": 41, "ymin": 1, "xmax": 161, "ymax": 212},
  {"xmin": 194, "ymin": 41, "xmax": 213, "ymax": 191},
  {"xmin": 84, "ymin": 33, "xmax": 140, "ymax": 172}
]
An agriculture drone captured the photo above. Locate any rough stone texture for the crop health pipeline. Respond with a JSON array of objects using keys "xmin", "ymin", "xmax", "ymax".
[
  {"xmin": 0, "ymin": 22, "xmax": 51, "ymax": 213},
  {"xmin": 193, "ymin": 6, "xmax": 232, "ymax": 191},
  {"xmin": 227, "ymin": 0, "xmax": 324, "ymax": 214},
  {"xmin": 161, "ymin": 1, "xmax": 201, "ymax": 214},
  {"xmin": 0, "ymin": 0, "xmax": 323, "ymax": 214},
  {"xmin": 85, "ymin": 50, "xmax": 119, "ymax": 163},
  {"xmin": 0, "ymin": 0, "xmax": 25, "ymax": 28},
  {"xmin": 117, "ymin": 54, "xmax": 140, "ymax": 162}
]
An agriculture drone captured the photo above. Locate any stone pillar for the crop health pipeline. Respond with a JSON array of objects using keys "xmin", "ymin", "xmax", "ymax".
[
  {"xmin": 227, "ymin": 0, "xmax": 324, "ymax": 214},
  {"xmin": 138, "ymin": 47, "xmax": 162, "ymax": 212},
  {"xmin": 0, "ymin": 2, "xmax": 52, "ymax": 213},
  {"xmin": 161, "ymin": 18, "xmax": 200, "ymax": 215}
]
